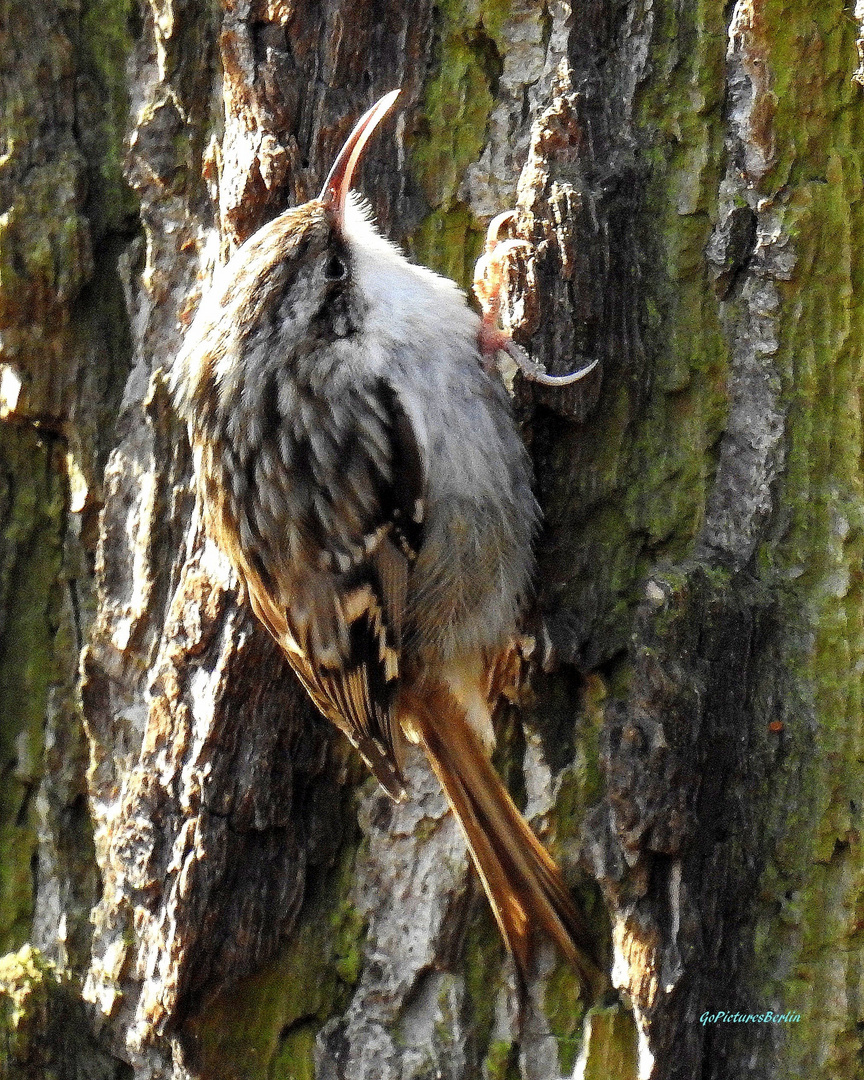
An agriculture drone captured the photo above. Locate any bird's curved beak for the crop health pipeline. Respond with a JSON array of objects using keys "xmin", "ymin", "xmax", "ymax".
[{"xmin": 319, "ymin": 89, "xmax": 401, "ymax": 228}]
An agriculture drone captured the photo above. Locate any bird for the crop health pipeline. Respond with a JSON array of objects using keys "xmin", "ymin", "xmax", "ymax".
[{"xmin": 170, "ymin": 89, "xmax": 604, "ymax": 996}]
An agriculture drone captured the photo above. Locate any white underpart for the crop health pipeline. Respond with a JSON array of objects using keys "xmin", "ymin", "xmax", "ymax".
[
  {"xmin": 439, "ymin": 655, "xmax": 496, "ymax": 754},
  {"xmin": 342, "ymin": 195, "xmax": 479, "ymax": 392}
]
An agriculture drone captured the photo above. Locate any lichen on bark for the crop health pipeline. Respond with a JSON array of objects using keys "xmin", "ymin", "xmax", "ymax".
[
  {"xmin": 0, "ymin": 0, "xmax": 136, "ymax": 981},
  {"xmin": 4, "ymin": 0, "xmax": 864, "ymax": 1078}
]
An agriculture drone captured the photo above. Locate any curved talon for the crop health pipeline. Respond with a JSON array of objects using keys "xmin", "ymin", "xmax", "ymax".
[
  {"xmin": 485, "ymin": 210, "xmax": 519, "ymax": 252},
  {"xmin": 474, "ymin": 211, "xmax": 530, "ymax": 313},
  {"xmin": 503, "ymin": 340, "xmax": 600, "ymax": 386},
  {"xmin": 484, "ymin": 238, "xmax": 532, "ymax": 263},
  {"xmin": 473, "ymin": 242, "xmax": 532, "ymax": 313},
  {"xmin": 474, "ymin": 208, "xmax": 601, "ymax": 386}
]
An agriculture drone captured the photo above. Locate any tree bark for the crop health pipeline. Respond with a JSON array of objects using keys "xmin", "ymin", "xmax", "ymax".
[{"xmin": 2, "ymin": 1, "xmax": 864, "ymax": 1078}]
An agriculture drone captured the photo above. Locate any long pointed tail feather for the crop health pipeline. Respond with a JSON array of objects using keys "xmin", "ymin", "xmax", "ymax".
[{"xmin": 401, "ymin": 685, "xmax": 606, "ymax": 998}]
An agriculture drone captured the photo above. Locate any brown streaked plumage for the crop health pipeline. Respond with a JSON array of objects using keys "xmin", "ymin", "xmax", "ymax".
[{"xmin": 171, "ymin": 90, "xmax": 605, "ymax": 995}]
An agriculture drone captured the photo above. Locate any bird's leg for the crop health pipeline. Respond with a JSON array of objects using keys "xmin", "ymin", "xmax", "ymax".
[
  {"xmin": 473, "ymin": 211, "xmax": 532, "ymax": 370},
  {"xmin": 472, "ymin": 210, "xmax": 600, "ymax": 387}
]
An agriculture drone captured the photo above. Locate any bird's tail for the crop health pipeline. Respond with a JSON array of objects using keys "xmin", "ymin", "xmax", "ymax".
[{"xmin": 399, "ymin": 684, "xmax": 606, "ymax": 998}]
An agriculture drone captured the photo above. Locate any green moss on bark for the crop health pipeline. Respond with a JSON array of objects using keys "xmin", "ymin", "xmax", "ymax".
[
  {"xmin": 184, "ymin": 842, "xmax": 366, "ymax": 1080},
  {"xmin": 0, "ymin": 944, "xmax": 124, "ymax": 1079},
  {"xmin": 485, "ymin": 1037, "xmax": 519, "ymax": 1080},
  {"xmin": 0, "ymin": 0, "xmax": 136, "ymax": 969},
  {"xmin": 80, "ymin": 0, "xmax": 138, "ymax": 234},
  {"xmin": 741, "ymin": 5, "xmax": 864, "ymax": 1076},
  {"xmin": 463, "ymin": 903, "xmax": 506, "ymax": 1067},
  {"xmin": 542, "ymin": 961, "xmax": 585, "ymax": 1074},
  {"xmin": 0, "ymin": 429, "xmax": 66, "ymax": 954},
  {"xmin": 579, "ymin": 1005, "xmax": 639, "ymax": 1080},
  {"xmin": 586, "ymin": 5, "xmax": 864, "ymax": 1074},
  {"xmin": 535, "ymin": 0, "xmax": 729, "ymax": 664},
  {"xmin": 0, "ymin": 0, "xmax": 136, "ymax": 337},
  {"xmin": 408, "ymin": 0, "xmax": 511, "ymax": 286}
]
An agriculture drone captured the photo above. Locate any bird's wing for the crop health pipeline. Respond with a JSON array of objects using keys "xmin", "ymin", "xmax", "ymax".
[{"xmin": 236, "ymin": 377, "xmax": 425, "ymax": 800}]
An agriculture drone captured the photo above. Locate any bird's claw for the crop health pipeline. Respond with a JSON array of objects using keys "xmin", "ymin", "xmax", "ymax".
[
  {"xmin": 473, "ymin": 213, "xmax": 531, "ymax": 355},
  {"xmin": 503, "ymin": 340, "xmax": 599, "ymax": 387},
  {"xmin": 472, "ymin": 210, "xmax": 599, "ymax": 387}
]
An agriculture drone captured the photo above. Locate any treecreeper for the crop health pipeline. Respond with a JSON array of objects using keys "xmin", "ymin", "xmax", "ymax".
[{"xmin": 171, "ymin": 89, "xmax": 605, "ymax": 997}]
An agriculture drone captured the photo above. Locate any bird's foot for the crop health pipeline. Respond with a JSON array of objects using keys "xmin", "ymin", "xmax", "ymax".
[{"xmin": 472, "ymin": 210, "xmax": 600, "ymax": 387}]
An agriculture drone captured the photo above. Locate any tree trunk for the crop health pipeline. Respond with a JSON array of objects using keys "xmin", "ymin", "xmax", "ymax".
[{"xmin": 2, "ymin": 1, "xmax": 863, "ymax": 1078}]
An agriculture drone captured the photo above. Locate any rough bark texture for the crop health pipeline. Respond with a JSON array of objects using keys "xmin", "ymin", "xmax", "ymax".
[{"xmin": 2, "ymin": 1, "xmax": 864, "ymax": 1079}]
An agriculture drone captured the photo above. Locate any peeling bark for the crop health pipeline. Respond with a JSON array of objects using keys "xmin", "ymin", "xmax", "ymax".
[{"xmin": 2, "ymin": 1, "xmax": 864, "ymax": 1079}]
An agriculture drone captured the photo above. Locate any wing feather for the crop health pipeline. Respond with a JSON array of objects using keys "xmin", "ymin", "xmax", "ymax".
[{"xmin": 224, "ymin": 376, "xmax": 425, "ymax": 799}]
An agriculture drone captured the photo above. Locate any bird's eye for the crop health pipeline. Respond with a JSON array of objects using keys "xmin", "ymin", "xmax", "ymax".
[{"xmin": 324, "ymin": 255, "xmax": 347, "ymax": 281}]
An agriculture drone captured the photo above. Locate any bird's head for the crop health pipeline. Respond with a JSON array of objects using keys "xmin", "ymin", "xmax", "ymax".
[{"xmin": 173, "ymin": 91, "xmax": 404, "ymax": 414}]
